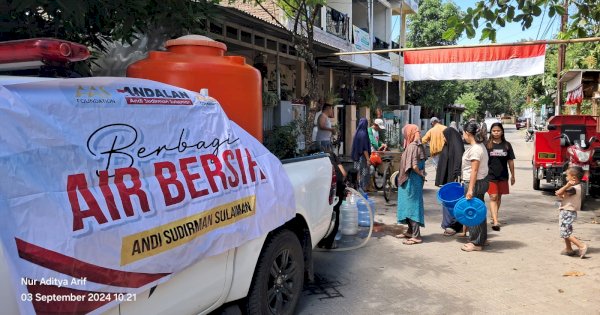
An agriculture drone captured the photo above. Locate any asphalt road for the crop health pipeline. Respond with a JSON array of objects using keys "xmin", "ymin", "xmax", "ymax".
[{"xmin": 297, "ymin": 124, "xmax": 600, "ymax": 315}]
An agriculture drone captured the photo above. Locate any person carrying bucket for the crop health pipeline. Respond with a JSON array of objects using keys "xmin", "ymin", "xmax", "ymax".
[
  {"xmin": 435, "ymin": 126, "xmax": 465, "ymax": 236},
  {"xmin": 460, "ymin": 121, "xmax": 489, "ymax": 252}
]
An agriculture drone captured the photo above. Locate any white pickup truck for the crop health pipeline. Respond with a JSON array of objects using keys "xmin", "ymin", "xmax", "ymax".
[{"xmin": 0, "ymin": 39, "xmax": 336, "ymax": 315}]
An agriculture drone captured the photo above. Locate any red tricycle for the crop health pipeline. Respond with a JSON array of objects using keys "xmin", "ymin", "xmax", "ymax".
[{"xmin": 532, "ymin": 115, "xmax": 600, "ymax": 207}]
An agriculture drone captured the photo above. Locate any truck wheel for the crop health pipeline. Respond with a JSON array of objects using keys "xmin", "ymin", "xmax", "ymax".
[
  {"xmin": 533, "ymin": 169, "xmax": 540, "ymax": 190},
  {"xmin": 247, "ymin": 230, "xmax": 304, "ymax": 315}
]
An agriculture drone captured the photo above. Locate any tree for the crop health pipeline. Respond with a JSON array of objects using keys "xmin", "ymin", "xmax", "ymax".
[
  {"xmin": 456, "ymin": 92, "xmax": 480, "ymax": 119},
  {"xmin": 446, "ymin": 0, "xmax": 600, "ymax": 42},
  {"xmin": 405, "ymin": 0, "xmax": 463, "ymax": 116},
  {"xmin": 240, "ymin": 0, "xmax": 324, "ymax": 145},
  {"xmin": 0, "ymin": 1, "xmax": 219, "ymax": 52}
]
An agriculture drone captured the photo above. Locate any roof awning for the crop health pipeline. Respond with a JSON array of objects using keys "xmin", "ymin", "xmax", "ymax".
[
  {"xmin": 559, "ymin": 70, "xmax": 600, "ymax": 105},
  {"xmin": 559, "ymin": 70, "xmax": 583, "ymax": 92}
]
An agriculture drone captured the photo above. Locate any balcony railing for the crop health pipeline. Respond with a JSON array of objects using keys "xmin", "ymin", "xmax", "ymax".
[
  {"xmin": 391, "ymin": 41, "xmax": 403, "ymax": 56},
  {"xmin": 326, "ymin": 6, "xmax": 349, "ymax": 40},
  {"xmin": 373, "ymin": 37, "xmax": 389, "ymax": 58}
]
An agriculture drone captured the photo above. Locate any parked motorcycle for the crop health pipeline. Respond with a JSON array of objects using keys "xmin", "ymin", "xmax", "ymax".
[
  {"xmin": 524, "ymin": 128, "xmax": 534, "ymax": 142},
  {"xmin": 560, "ymin": 133, "xmax": 600, "ymax": 208}
]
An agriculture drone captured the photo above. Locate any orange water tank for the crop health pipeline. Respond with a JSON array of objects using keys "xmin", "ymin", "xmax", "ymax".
[{"xmin": 127, "ymin": 35, "xmax": 262, "ymax": 141}]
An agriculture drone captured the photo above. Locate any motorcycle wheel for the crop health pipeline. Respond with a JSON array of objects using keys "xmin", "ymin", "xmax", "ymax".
[
  {"xmin": 580, "ymin": 181, "xmax": 587, "ymax": 210},
  {"xmin": 533, "ymin": 168, "xmax": 540, "ymax": 190}
]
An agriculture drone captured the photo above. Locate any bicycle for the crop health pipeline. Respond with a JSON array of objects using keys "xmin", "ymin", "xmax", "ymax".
[{"xmin": 372, "ymin": 152, "xmax": 399, "ymax": 203}]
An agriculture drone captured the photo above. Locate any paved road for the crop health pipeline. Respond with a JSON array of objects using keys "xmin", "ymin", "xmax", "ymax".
[{"xmin": 298, "ymin": 125, "xmax": 600, "ymax": 314}]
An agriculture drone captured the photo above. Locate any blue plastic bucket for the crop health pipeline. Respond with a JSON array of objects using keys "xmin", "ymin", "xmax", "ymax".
[
  {"xmin": 453, "ymin": 198, "xmax": 487, "ymax": 226},
  {"xmin": 437, "ymin": 182, "xmax": 464, "ymax": 209}
]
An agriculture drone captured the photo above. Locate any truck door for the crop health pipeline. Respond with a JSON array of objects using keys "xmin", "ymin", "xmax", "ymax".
[{"xmin": 117, "ymin": 250, "xmax": 233, "ymax": 314}]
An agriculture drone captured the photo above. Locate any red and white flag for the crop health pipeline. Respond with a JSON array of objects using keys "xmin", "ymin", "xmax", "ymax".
[{"xmin": 404, "ymin": 44, "xmax": 546, "ymax": 81}]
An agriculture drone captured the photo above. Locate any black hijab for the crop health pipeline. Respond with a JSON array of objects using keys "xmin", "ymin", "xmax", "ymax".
[{"xmin": 435, "ymin": 127, "xmax": 465, "ymax": 186}]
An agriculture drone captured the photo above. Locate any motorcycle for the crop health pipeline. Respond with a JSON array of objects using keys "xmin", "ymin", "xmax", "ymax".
[
  {"xmin": 524, "ymin": 128, "xmax": 534, "ymax": 142},
  {"xmin": 560, "ymin": 133, "xmax": 600, "ymax": 208}
]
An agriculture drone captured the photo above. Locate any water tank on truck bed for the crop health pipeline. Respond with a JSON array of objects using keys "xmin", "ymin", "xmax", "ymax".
[{"xmin": 127, "ymin": 35, "xmax": 263, "ymax": 141}]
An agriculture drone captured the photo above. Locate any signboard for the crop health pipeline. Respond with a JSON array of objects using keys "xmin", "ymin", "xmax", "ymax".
[
  {"xmin": 352, "ymin": 26, "xmax": 371, "ymax": 51},
  {"xmin": 0, "ymin": 77, "xmax": 296, "ymax": 314}
]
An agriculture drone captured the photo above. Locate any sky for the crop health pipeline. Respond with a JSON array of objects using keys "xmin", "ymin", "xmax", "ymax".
[{"xmin": 392, "ymin": 0, "xmax": 561, "ymax": 45}]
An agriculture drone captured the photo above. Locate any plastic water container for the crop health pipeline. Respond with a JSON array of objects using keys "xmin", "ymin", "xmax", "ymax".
[
  {"xmin": 340, "ymin": 199, "xmax": 358, "ymax": 235},
  {"xmin": 437, "ymin": 182, "xmax": 465, "ymax": 215},
  {"xmin": 127, "ymin": 35, "xmax": 263, "ymax": 141},
  {"xmin": 453, "ymin": 197, "xmax": 487, "ymax": 226},
  {"xmin": 357, "ymin": 195, "xmax": 375, "ymax": 227}
]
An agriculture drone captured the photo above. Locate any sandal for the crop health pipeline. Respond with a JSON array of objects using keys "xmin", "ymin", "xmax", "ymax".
[
  {"xmin": 402, "ymin": 238, "xmax": 422, "ymax": 245},
  {"xmin": 560, "ymin": 249, "xmax": 576, "ymax": 256},
  {"xmin": 579, "ymin": 246, "xmax": 588, "ymax": 259},
  {"xmin": 461, "ymin": 243, "xmax": 482, "ymax": 252},
  {"xmin": 492, "ymin": 224, "xmax": 501, "ymax": 231},
  {"xmin": 443, "ymin": 228, "xmax": 457, "ymax": 236},
  {"xmin": 395, "ymin": 233, "xmax": 412, "ymax": 239}
]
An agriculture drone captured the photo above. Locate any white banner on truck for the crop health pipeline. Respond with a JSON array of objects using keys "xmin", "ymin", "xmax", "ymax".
[{"xmin": 0, "ymin": 77, "xmax": 296, "ymax": 314}]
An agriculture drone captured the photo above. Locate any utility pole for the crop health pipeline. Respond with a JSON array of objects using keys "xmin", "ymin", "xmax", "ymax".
[{"xmin": 556, "ymin": 0, "xmax": 568, "ymax": 115}]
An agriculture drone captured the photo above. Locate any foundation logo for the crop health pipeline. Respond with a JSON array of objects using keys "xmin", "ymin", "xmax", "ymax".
[
  {"xmin": 75, "ymin": 85, "xmax": 116, "ymax": 104},
  {"xmin": 117, "ymin": 86, "xmax": 193, "ymax": 105},
  {"xmin": 194, "ymin": 94, "xmax": 218, "ymax": 106}
]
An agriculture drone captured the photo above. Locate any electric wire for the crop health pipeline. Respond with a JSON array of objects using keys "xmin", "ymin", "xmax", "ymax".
[{"xmin": 535, "ymin": 3, "xmax": 548, "ymax": 40}]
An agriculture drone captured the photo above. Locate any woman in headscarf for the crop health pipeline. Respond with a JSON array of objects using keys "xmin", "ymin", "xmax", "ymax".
[
  {"xmin": 450, "ymin": 121, "xmax": 459, "ymax": 131},
  {"xmin": 351, "ymin": 118, "xmax": 371, "ymax": 192},
  {"xmin": 435, "ymin": 126, "xmax": 465, "ymax": 236},
  {"xmin": 395, "ymin": 124, "xmax": 426, "ymax": 245}
]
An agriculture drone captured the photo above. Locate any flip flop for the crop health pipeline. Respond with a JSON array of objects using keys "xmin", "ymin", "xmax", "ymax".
[
  {"xmin": 443, "ymin": 228, "xmax": 457, "ymax": 236},
  {"xmin": 403, "ymin": 238, "xmax": 422, "ymax": 245},
  {"xmin": 580, "ymin": 246, "xmax": 588, "ymax": 259},
  {"xmin": 395, "ymin": 233, "xmax": 412, "ymax": 239},
  {"xmin": 461, "ymin": 243, "xmax": 482, "ymax": 252}
]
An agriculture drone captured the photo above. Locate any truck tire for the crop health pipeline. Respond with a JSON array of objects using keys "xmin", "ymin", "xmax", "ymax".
[
  {"xmin": 533, "ymin": 168, "xmax": 540, "ymax": 190},
  {"xmin": 247, "ymin": 230, "xmax": 304, "ymax": 315}
]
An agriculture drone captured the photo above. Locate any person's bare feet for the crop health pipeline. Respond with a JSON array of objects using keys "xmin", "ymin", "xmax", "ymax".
[{"xmin": 579, "ymin": 245, "xmax": 588, "ymax": 258}]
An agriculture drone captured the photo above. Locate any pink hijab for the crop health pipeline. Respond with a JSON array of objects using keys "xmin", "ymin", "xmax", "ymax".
[{"xmin": 402, "ymin": 124, "xmax": 421, "ymax": 148}]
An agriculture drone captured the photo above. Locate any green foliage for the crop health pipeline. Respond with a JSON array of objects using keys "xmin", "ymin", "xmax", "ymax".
[
  {"xmin": 406, "ymin": 80, "xmax": 464, "ymax": 116},
  {"xmin": 234, "ymin": 0, "xmax": 325, "ymax": 144},
  {"xmin": 263, "ymin": 121, "xmax": 301, "ymax": 159},
  {"xmin": 405, "ymin": 0, "xmax": 463, "ymax": 116},
  {"xmin": 581, "ymin": 99, "xmax": 593, "ymax": 115},
  {"xmin": 405, "ymin": 0, "xmax": 463, "ymax": 47},
  {"xmin": 358, "ymin": 87, "xmax": 378, "ymax": 110},
  {"xmin": 0, "ymin": 1, "xmax": 219, "ymax": 52},
  {"xmin": 272, "ymin": 0, "xmax": 326, "ymax": 23},
  {"xmin": 456, "ymin": 92, "xmax": 480, "ymax": 119},
  {"xmin": 262, "ymin": 91, "xmax": 280, "ymax": 107},
  {"xmin": 447, "ymin": 0, "xmax": 600, "ymax": 42},
  {"xmin": 323, "ymin": 89, "xmax": 342, "ymax": 105}
]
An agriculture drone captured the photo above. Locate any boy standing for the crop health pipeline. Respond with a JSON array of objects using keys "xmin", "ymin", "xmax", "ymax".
[{"xmin": 555, "ymin": 166, "xmax": 588, "ymax": 258}]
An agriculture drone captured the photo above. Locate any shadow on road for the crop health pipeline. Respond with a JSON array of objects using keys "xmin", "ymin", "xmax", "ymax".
[{"xmin": 482, "ymin": 240, "xmax": 527, "ymax": 253}]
